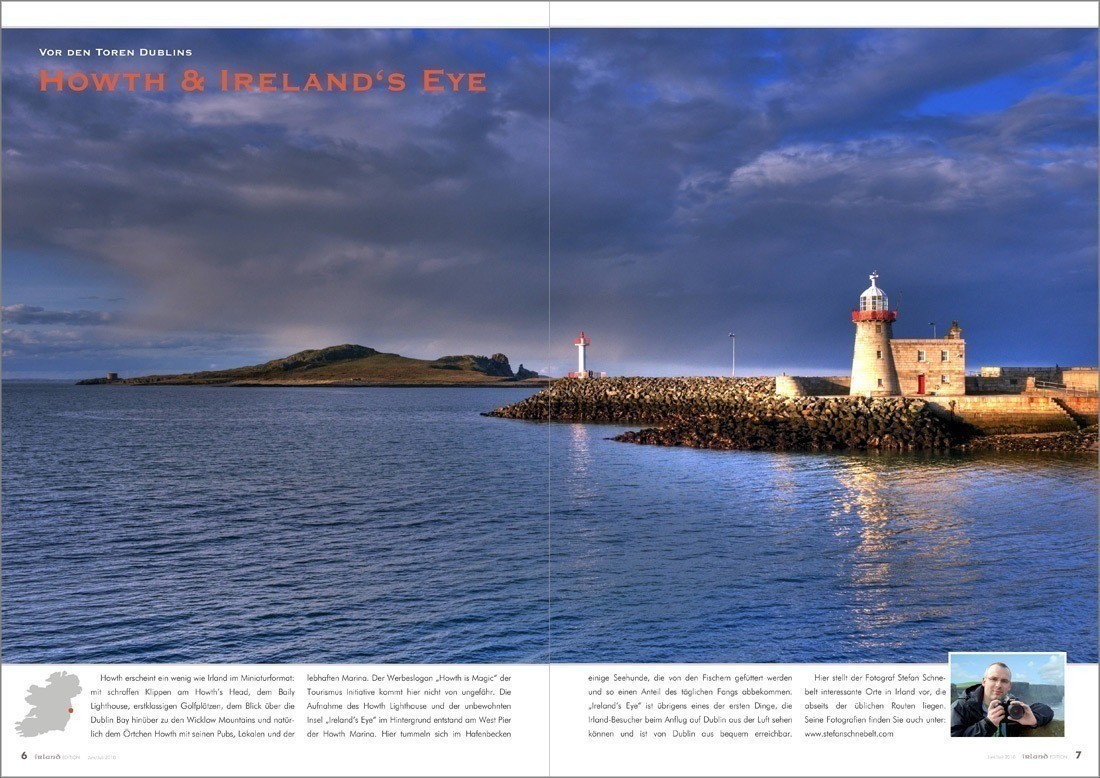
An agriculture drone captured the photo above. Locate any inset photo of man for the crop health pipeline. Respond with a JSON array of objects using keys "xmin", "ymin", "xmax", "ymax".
[{"xmin": 949, "ymin": 652, "xmax": 1065, "ymax": 737}]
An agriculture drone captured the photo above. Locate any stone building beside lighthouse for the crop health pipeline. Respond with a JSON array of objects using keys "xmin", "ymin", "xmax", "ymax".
[{"xmin": 850, "ymin": 272, "xmax": 966, "ymax": 397}]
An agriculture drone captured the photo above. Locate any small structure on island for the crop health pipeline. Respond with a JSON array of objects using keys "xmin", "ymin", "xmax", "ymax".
[
  {"xmin": 568, "ymin": 331, "xmax": 606, "ymax": 379},
  {"xmin": 106, "ymin": 372, "xmax": 119, "ymax": 381},
  {"xmin": 573, "ymin": 331, "xmax": 590, "ymax": 376},
  {"xmin": 849, "ymin": 272, "xmax": 966, "ymax": 397}
]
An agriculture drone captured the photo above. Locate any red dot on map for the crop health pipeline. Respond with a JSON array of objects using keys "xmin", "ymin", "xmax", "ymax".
[{"xmin": 68, "ymin": 708, "xmax": 74, "ymax": 713}]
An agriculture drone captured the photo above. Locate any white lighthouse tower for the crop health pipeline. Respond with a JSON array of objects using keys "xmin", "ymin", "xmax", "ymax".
[
  {"xmin": 850, "ymin": 272, "xmax": 901, "ymax": 396},
  {"xmin": 570, "ymin": 331, "xmax": 591, "ymax": 378}
]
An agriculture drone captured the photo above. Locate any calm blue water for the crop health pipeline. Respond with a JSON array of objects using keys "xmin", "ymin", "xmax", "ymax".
[
  {"xmin": 3, "ymin": 383, "xmax": 1097, "ymax": 664},
  {"xmin": 2, "ymin": 383, "xmax": 548, "ymax": 663},
  {"xmin": 549, "ymin": 425, "xmax": 1098, "ymax": 663}
]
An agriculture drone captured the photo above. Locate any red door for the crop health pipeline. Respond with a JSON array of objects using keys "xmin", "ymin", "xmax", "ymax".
[{"xmin": 917, "ymin": 374, "xmax": 926, "ymax": 394}]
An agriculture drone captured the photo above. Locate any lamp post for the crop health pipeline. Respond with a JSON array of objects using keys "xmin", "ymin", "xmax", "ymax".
[
  {"xmin": 929, "ymin": 321, "xmax": 936, "ymax": 338},
  {"xmin": 728, "ymin": 332, "xmax": 736, "ymax": 378}
]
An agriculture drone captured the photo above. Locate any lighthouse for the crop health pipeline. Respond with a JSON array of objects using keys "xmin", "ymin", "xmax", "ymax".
[
  {"xmin": 572, "ymin": 331, "xmax": 591, "ymax": 378},
  {"xmin": 850, "ymin": 272, "xmax": 901, "ymax": 396}
]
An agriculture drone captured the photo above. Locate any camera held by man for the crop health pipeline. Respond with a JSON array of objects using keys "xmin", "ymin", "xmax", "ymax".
[{"xmin": 951, "ymin": 662, "xmax": 1054, "ymax": 737}]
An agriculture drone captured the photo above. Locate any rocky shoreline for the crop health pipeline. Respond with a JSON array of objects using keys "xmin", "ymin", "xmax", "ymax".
[
  {"xmin": 956, "ymin": 431, "xmax": 1098, "ymax": 453},
  {"xmin": 485, "ymin": 377, "xmax": 1097, "ymax": 454}
]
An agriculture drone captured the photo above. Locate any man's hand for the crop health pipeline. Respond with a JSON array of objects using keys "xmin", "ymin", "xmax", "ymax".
[
  {"xmin": 986, "ymin": 699, "xmax": 1007, "ymax": 726},
  {"xmin": 1010, "ymin": 702, "xmax": 1039, "ymax": 727}
]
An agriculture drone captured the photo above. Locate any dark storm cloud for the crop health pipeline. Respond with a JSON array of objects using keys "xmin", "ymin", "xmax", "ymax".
[
  {"xmin": 548, "ymin": 29, "xmax": 1097, "ymax": 375},
  {"xmin": 1, "ymin": 304, "xmax": 118, "ymax": 325},
  {"xmin": 3, "ymin": 29, "xmax": 549, "ymax": 374},
  {"xmin": 756, "ymin": 29, "xmax": 1089, "ymax": 135},
  {"xmin": 0, "ymin": 326, "xmax": 250, "ymax": 371}
]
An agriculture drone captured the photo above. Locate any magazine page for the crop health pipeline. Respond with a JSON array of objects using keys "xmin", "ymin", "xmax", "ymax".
[
  {"xmin": 1, "ymin": 3, "xmax": 553, "ymax": 776},
  {"xmin": 2, "ymin": 2, "xmax": 1097, "ymax": 777}
]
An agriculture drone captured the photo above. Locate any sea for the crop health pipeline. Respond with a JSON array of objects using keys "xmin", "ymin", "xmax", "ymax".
[{"xmin": 2, "ymin": 382, "xmax": 1096, "ymax": 664}]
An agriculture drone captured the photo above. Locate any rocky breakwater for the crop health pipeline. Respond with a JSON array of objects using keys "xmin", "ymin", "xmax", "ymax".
[
  {"xmin": 618, "ymin": 396, "xmax": 962, "ymax": 451},
  {"xmin": 959, "ymin": 430, "xmax": 1098, "ymax": 453},
  {"xmin": 485, "ymin": 376, "xmax": 774, "ymax": 425},
  {"xmin": 486, "ymin": 377, "xmax": 964, "ymax": 451}
]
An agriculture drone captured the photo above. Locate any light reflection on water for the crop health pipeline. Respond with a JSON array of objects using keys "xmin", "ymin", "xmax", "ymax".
[
  {"xmin": 550, "ymin": 424, "xmax": 1097, "ymax": 663},
  {"xmin": 830, "ymin": 458, "xmax": 970, "ymax": 655}
]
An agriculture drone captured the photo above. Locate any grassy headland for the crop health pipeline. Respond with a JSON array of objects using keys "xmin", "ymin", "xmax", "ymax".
[{"xmin": 77, "ymin": 344, "xmax": 546, "ymax": 387}]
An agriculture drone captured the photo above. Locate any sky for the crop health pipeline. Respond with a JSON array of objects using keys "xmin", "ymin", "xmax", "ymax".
[
  {"xmin": 2, "ymin": 29, "xmax": 1096, "ymax": 378},
  {"xmin": 950, "ymin": 652, "xmax": 1064, "ymax": 686}
]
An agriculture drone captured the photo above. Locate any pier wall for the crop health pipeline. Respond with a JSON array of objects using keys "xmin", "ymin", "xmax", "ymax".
[
  {"xmin": 1063, "ymin": 368, "xmax": 1099, "ymax": 392},
  {"xmin": 924, "ymin": 395, "xmax": 1080, "ymax": 434},
  {"xmin": 775, "ymin": 375, "xmax": 851, "ymax": 397},
  {"xmin": 971, "ymin": 366, "xmax": 1098, "ymax": 395},
  {"xmin": 1064, "ymin": 396, "xmax": 1098, "ymax": 417},
  {"xmin": 966, "ymin": 375, "xmax": 1032, "ymax": 394},
  {"xmin": 1061, "ymin": 396, "xmax": 1099, "ymax": 428}
]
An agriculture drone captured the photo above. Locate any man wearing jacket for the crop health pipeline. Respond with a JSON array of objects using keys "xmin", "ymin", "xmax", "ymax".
[{"xmin": 951, "ymin": 662, "xmax": 1055, "ymax": 737}]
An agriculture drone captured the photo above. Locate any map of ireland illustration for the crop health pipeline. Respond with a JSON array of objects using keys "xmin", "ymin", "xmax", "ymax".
[{"xmin": 15, "ymin": 671, "xmax": 82, "ymax": 737}]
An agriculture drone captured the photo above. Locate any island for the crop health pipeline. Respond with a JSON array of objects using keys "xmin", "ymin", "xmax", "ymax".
[{"xmin": 77, "ymin": 344, "xmax": 547, "ymax": 387}]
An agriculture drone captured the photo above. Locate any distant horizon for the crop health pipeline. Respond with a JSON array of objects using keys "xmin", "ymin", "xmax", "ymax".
[
  {"xmin": 4, "ymin": 316, "xmax": 1095, "ymax": 380},
  {"xmin": 5, "ymin": 339, "xmax": 1095, "ymax": 382}
]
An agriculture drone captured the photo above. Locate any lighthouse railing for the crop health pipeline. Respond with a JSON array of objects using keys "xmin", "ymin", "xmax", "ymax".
[{"xmin": 1034, "ymin": 380, "xmax": 1099, "ymax": 397}]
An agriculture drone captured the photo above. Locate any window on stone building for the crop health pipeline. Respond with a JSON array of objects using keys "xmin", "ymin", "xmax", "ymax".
[
  {"xmin": 917, "ymin": 350, "xmax": 926, "ymax": 362},
  {"xmin": 875, "ymin": 324, "xmax": 881, "ymax": 333},
  {"xmin": 876, "ymin": 350, "xmax": 882, "ymax": 359},
  {"xmin": 941, "ymin": 374, "xmax": 949, "ymax": 383},
  {"xmin": 877, "ymin": 378, "xmax": 883, "ymax": 387},
  {"xmin": 941, "ymin": 350, "xmax": 948, "ymax": 362}
]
